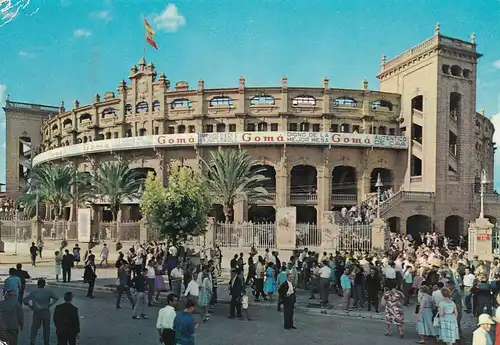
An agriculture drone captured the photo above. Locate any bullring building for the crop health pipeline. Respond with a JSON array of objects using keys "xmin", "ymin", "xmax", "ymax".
[{"xmin": 3, "ymin": 25, "xmax": 497, "ymax": 239}]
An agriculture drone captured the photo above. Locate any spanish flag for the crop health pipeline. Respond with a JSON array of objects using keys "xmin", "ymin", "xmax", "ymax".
[{"xmin": 144, "ymin": 19, "xmax": 158, "ymax": 50}]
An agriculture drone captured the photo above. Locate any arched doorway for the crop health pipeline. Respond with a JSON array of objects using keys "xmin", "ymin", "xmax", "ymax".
[
  {"xmin": 290, "ymin": 165, "xmax": 317, "ymax": 194},
  {"xmin": 406, "ymin": 214, "xmax": 432, "ymax": 239},
  {"xmin": 252, "ymin": 165, "xmax": 276, "ymax": 193},
  {"xmin": 331, "ymin": 166, "xmax": 357, "ymax": 195},
  {"xmin": 248, "ymin": 206, "xmax": 276, "ymax": 222},
  {"xmin": 370, "ymin": 168, "xmax": 394, "ymax": 193},
  {"xmin": 444, "ymin": 215, "xmax": 464, "ymax": 240},
  {"xmin": 387, "ymin": 217, "xmax": 401, "ymax": 234}
]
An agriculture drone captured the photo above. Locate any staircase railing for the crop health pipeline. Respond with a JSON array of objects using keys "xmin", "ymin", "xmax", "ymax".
[{"xmin": 379, "ymin": 191, "xmax": 435, "ymax": 215}]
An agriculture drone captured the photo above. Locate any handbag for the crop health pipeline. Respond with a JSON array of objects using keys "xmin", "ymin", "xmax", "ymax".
[
  {"xmin": 433, "ymin": 315, "xmax": 440, "ymax": 327},
  {"xmin": 414, "ymin": 303, "xmax": 420, "ymax": 314}
]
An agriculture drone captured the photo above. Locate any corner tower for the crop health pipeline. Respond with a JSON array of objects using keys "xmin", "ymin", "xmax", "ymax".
[{"xmin": 376, "ymin": 24, "xmax": 482, "ymax": 235}]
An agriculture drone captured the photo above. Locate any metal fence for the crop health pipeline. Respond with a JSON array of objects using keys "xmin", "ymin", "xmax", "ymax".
[
  {"xmin": 296, "ymin": 223, "xmax": 321, "ymax": 247},
  {"xmin": 215, "ymin": 222, "xmax": 276, "ymax": 249},
  {"xmin": 97, "ymin": 221, "xmax": 140, "ymax": 242},
  {"xmin": 0, "ymin": 218, "xmax": 32, "ymax": 241},
  {"xmin": 492, "ymin": 223, "xmax": 500, "ymax": 256},
  {"xmin": 40, "ymin": 220, "xmax": 78, "ymax": 240},
  {"xmin": 332, "ymin": 224, "xmax": 372, "ymax": 253}
]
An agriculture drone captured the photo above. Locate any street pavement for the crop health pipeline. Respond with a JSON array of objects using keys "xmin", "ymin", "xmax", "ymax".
[{"xmin": 0, "ymin": 285, "xmax": 436, "ymax": 345}]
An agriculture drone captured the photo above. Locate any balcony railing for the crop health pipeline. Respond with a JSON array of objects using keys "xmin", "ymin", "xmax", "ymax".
[
  {"xmin": 290, "ymin": 193, "xmax": 318, "ymax": 204},
  {"xmin": 331, "ymin": 194, "xmax": 357, "ymax": 204},
  {"xmin": 379, "ymin": 190, "xmax": 435, "ymax": 214}
]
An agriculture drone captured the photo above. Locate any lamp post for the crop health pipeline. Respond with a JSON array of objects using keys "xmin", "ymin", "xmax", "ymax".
[
  {"xmin": 375, "ymin": 173, "xmax": 383, "ymax": 219},
  {"xmin": 480, "ymin": 169, "xmax": 487, "ymax": 219},
  {"xmin": 14, "ymin": 209, "xmax": 19, "ymax": 255}
]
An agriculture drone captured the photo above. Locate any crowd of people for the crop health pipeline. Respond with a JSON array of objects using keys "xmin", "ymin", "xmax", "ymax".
[{"xmin": 3, "ymin": 228, "xmax": 500, "ymax": 344}]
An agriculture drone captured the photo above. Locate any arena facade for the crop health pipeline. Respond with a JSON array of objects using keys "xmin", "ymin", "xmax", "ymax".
[{"xmin": 3, "ymin": 26, "xmax": 498, "ymax": 239}]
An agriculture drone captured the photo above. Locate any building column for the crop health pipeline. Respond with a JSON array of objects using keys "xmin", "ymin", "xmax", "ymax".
[
  {"xmin": 275, "ymin": 165, "xmax": 289, "ymax": 208},
  {"xmin": 317, "ymin": 164, "xmax": 331, "ymax": 224},
  {"xmin": 233, "ymin": 200, "xmax": 248, "ymax": 224},
  {"xmin": 357, "ymin": 169, "xmax": 369, "ymax": 202}
]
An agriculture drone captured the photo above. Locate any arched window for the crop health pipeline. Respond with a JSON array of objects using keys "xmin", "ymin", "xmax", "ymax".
[
  {"xmin": 152, "ymin": 100, "xmax": 160, "ymax": 111},
  {"xmin": 257, "ymin": 122, "xmax": 268, "ymax": 131},
  {"xmin": 83, "ymin": 137, "xmax": 88, "ymax": 143},
  {"xmin": 216, "ymin": 124, "xmax": 226, "ymax": 132},
  {"xmin": 62, "ymin": 119, "xmax": 72, "ymax": 127},
  {"xmin": 209, "ymin": 96, "xmax": 233, "ymax": 107},
  {"xmin": 333, "ymin": 97, "xmax": 357, "ymax": 107},
  {"xmin": 171, "ymin": 99, "xmax": 193, "ymax": 109},
  {"xmin": 450, "ymin": 65, "xmax": 462, "ymax": 77},
  {"xmin": 340, "ymin": 123, "xmax": 350, "ymax": 133},
  {"xmin": 105, "ymin": 133, "xmax": 111, "ymax": 140},
  {"xmin": 79, "ymin": 113, "xmax": 92, "ymax": 123},
  {"xmin": 292, "ymin": 95, "xmax": 316, "ymax": 106},
  {"xmin": 136, "ymin": 102, "xmax": 149, "ymax": 113},
  {"xmin": 371, "ymin": 100, "xmax": 393, "ymax": 111},
  {"xmin": 411, "ymin": 95, "xmax": 423, "ymax": 112},
  {"xmin": 102, "ymin": 108, "xmax": 116, "ymax": 119},
  {"xmin": 65, "ymin": 140, "xmax": 70, "ymax": 146},
  {"xmin": 125, "ymin": 104, "xmax": 133, "ymax": 115},
  {"xmin": 139, "ymin": 128, "xmax": 147, "ymax": 136},
  {"xmin": 51, "ymin": 124, "xmax": 58, "ymax": 131},
  {"xmin": 450, "ymin": 92, "xmax": 461, "ymax": 118},
  {"xmin": 178, "ymin": 125, "xmax": 186, "ymax": 133},
  {"xmin": 250, "ymin": 95, "xmax": 275, "ymax": 105},
  {"xmin": 378, "ymin": 126, "xmax": 387, "ymax": 135}
]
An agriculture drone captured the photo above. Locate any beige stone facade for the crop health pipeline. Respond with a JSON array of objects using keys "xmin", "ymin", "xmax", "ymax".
[{"xmin": 3, "ymin": 27, "xmax": 497, "ymax": 240}]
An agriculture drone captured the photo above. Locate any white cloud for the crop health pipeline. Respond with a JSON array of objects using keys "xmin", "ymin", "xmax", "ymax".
[
  {"xmin": 152, "ymin": 4, "xmax": 185, "ymax": 32},
  {"xmin": 90, "ymin": 10, "xmax": 112, "ymax": 22},
  {"xmin": 19, "ymin": 50, "xmax": 34, "ymax": 58},
  {"xmin": 493, "ymin": 60, "xmax": 500, "ymax": 69},
  {"xmin": 73, "ymin": 28, "xmax": 91, "ymax": 38}
]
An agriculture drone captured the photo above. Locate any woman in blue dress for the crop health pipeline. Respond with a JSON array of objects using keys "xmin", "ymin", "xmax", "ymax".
[
  {"xmin": 416, "ymin": 285, "xmax": 437, "ymax": 343},
  {"xmin": 198, "ymin": 270, "xmax": 212, "ymax": 322},
  {"xmin": 263, "ymin": 263, "xmax": 277, "ymax": 298},
  {"xmin": 438, "ymin": 287, "xmax": 459, "ymax": 345}
]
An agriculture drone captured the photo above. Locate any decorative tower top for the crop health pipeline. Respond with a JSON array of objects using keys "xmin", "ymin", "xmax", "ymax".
[
  {"xmin": 94, "ymin": 94, "xmax": 100, "ymax": 103},
  {"xmin": 239, "ymin": 76, "xmax": 245, "ymax": 90},
  {"xmin": 130, "ymin": 64, "xmax": 138, "ymax": 75},
  {"xmin": 198, "ymin": 78, "xmax": 204, "ymax": 91},
  {"xmin": 323, "ymin": 77, "xmax": 329, "ymax": 89},
  {"xmin": 281, "ymin": 76, "xmax": 288, "ymax": 89},
  {"xmin": 381, "ymin": 55, "xmax": 386, "ymax": 66},
  {"xmin": 59, "ymin": 101, "xmax": 65, "ymax": 113},
  {"xmin": 138, "ymin": 57, "xmax": 147, "ymax": 71},
  {"xmin": 118, "ymin": 79, "xmax": 127, "ymax": 91},
  {"xmin": 434, "ymin": 23, "xmax": 440, "ymax": 36},
  {"xmin": 73, "ymin": 100, "xmax": 80, "ymax": 109},
  {"xmin": 471, "ymin": 32, "xmax": 476, "ymax": 44},
  {"xmin": 362, "ymin": 79, "xmax": 368, "ymax": 90}
]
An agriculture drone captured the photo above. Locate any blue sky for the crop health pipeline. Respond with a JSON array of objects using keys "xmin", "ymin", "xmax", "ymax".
[{"xmin": 1, "ymin": 0, "xmax": 500, "ymax": 188}]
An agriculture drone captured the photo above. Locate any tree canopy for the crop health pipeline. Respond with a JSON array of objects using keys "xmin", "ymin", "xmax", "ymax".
[{"xmin": 140, "ymin": 162, "xmax": 211, "ymax": 244}]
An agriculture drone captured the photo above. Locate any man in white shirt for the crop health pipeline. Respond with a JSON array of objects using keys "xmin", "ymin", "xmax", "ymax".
[
  {"xmin": 157, "ymin": 294, "xmax": 178, "ymax": 345},
  {"xmin": 463, "ymin": 267, "xmax": 475, "ymax": 313},
  {"xmin": 146, "ymin": 260, "xmax": 156, "ymax": 306},
  {"xmin": 170, "ymin": 264, "xmax": 183, "ymax": 298},
  {"xmin": 318, "ymin": 262, "xmax": 331, "ymax": 307},
  {"xmin": 99, "ymin": 243, "xmax": 109, "ymax": 267},
  {"xmin": 184, "ymin": 277, "xmax": 199, "ymax": 303}
]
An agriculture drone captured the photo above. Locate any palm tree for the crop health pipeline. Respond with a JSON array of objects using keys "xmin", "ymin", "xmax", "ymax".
[
  {"xmin": 92, "ymin": 162, "xmax": 143, "ymax": 240},
  {"xmin": 17, "ymin": 164, "xmax": 90, "ymax": 239},
  {"xmin": 203, "ymin": 148, "xmax": 270, "ymax": 222}
]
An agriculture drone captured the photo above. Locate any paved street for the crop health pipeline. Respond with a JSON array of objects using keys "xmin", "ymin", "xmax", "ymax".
[{"xmin": 2, "ymin": 285, "xmax": 429, "ymax": 345}]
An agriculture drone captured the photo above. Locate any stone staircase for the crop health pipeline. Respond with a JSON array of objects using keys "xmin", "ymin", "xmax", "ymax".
[{"xmin": 379, "ymin": 190, "xmax": 435, "ymax": 216}]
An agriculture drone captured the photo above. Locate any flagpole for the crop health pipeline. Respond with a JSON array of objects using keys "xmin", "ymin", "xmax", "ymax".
[{"xmin": 142, "ymin": 15, "xmax": 146, "ymax": 59}]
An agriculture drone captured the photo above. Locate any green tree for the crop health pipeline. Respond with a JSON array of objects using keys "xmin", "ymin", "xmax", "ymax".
[
  {"xmin": 203, "ymin": 148, "xmax": 270, "ymax": 222},
  {"xmin": 92, "ymin": 161, "xmax": 143, "ymax": 222},
  {"xmin": 140, "ymin": 162, "xmax": 211, "ymax": 245}
]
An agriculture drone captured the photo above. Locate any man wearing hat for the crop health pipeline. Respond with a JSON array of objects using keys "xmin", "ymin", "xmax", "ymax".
[
  {"xmin": 0, "ymin": 289, "xmax": 23, "ymax": 345},
  {"xmin": 446, "ymin": 280, "xmax": 463, "ymax": 339},
  {"xmin": 228, "ymin": 268, "xmax": 244, "ymax": 319},
  {"xmin": 472, "ymin": 314, "xmax": 494, "ymax": 345}
]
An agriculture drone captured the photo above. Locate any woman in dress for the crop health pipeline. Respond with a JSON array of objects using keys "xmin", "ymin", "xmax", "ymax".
[
  {"xmin": 54, "ymin": 251, "xmax": 63, "ymax": 281},
  {"xmin": 438, "ymin": 287, "xmax": 459, "ymax": 345},
  {"xmin": 263, "ymin": 263, "xmax": 277, "ymax": 298},
  {"xmin": 198, "ymin": 270, "xmax": 212, "ymax": 322},
  {"xmin": 382, "ymin": 280, "xmax": 405, "ymax": 337},
  {"xmin": 154, "ymin": 263, "xmax": 166, "ymax": 302},
  {"xmin": 416, "ymin": 285, "xmax": 437, "ymax": 343}
]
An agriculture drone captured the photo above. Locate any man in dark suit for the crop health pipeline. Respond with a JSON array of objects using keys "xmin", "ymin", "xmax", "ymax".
[
  {"xmin": 15, "ymin": 263, "xmax": 31, "ymax": 303},
  {"xmin": 228, "ymin": 268, "xmax": 244, "ymax": 319},
  {"xmin": 62, "ymin": 249, "xmax": 75, "ymax": 283},
  {"xmin": 278, "ymin": 272, "xmax": 296, "ymax": 330},
  {"xmin": 53, "ymin": 292, "xmax": 80, "ymax": 345}
]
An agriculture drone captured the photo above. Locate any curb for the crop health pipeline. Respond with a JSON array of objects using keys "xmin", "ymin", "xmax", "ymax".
[{"xmin": 46, "ymin": 281, "xmax": 386, "ymax": 322}]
